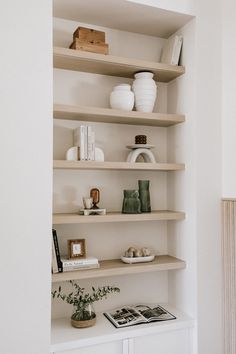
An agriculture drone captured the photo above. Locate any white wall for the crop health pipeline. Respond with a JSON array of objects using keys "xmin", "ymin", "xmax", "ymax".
[
  {"xmin": 0, "ymin": 2, "xmax": 52, "ymax": 354},
  {"xmin": 222, "ymin": 0, "xmax": 236, "ymax": 197},
  {"xmin": 0, "ymin": 0, "xmax": 225, "ymax": 353},
  {"xmin": 168, "ymin": 4, "xmax": 223, "ymax": 353},
  {"xmin": 167, "ymin": 19, "xmax": 197, "ymax": 321},
  {"xmin": 191, "ymin": 1, "xmax": 222, "ymax": 354},
  {"xmin": 128, "ymin": 0, "xmax": 194, "ymax": 15}
]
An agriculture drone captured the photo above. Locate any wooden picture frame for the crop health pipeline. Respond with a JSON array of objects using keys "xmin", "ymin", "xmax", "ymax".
[{"xmin": 68, "ymin": 239, "xmax": 86, "ymax": 259}]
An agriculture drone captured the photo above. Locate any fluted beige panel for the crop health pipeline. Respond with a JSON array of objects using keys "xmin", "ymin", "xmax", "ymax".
[{"xmin": 222, "ymin": 199, "xmax": 236, "ymax": 354}]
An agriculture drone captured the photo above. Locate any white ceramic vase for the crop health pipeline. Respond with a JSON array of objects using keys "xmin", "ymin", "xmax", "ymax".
[
  {"xmin": 110, "ymin": 84, "xmax": 134, "ymax": 111},
  {"xmin": 132, "ymin": 72, "xmax": 157, "ymax": 113}
]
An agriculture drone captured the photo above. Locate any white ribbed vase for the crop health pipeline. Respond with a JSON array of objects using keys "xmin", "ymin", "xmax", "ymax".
[
  {"xmin": 110, "ymin": 84, "xmax": 134, "ymax": 111},
  {"xmin": 132, "ymin": 72, "xmax": 157, "ymax": 113}
]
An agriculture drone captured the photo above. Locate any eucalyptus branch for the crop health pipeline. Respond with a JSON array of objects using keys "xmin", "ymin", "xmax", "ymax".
[{"xmin": 52, "ymin": 281, "xmax": 120, "ymax": 316}]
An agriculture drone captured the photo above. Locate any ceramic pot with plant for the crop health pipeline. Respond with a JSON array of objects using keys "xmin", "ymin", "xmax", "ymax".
[{"xmin": 52, "ymin": 280, "xmax": 120, "ymax": 328}]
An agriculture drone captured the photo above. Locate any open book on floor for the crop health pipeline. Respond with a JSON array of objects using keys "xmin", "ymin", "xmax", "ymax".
[{"xmin": 104, "ymin": 304, "xmax": 176, "ymax": 328}]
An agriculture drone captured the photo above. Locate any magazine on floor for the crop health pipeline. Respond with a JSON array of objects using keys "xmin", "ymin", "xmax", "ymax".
[{"xmin": 104, "ymin": 304, "xmax": 176, "ymax": 328}]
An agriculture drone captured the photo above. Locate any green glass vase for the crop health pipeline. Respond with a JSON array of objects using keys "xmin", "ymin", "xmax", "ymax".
[
  {"xmin": 122, "ymin": 190, "xmax": 141, "ymax": 214},
  {"xmin": 138, "ymin": 180, "xmax": 151, "ymax": 212}
]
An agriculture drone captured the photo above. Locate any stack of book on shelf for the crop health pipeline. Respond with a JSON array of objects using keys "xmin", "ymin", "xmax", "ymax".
[
  {"xmin": 73, "ymin": 125, "xmax": 95, "ymax": 161},
  {"xmin": 51, "ymin": 229, "xmax": 99, "ymax": 273},
  {"xmin": 60, "ymin": 256, "xmax": 99, "ymax": 272}
]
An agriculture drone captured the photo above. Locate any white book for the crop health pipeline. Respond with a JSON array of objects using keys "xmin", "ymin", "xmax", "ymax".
[
  {"xmin": 79, "ymin": 125, "xmax": 86, "ymax": 160},
  {"xmin": 61, "ymin": 256, "xmax": 99, "ymax": 266},
  {"xmin": 160, "ymin": 35, "xmax": 183, "ymax": 66},
  {"xmin": 84, "ymin": 125, "xmax": 88, "ymax": 160},
  {"xmin": 51, "ymin": 236, "xmax": 59, "ymax": 273},
  {"xmin": 63, "ymin": 263, "xmax": 100, "ymax": 272},
  {"xmin": 87, "ymin": 126, "xmax": 95, "ymax": 160}
]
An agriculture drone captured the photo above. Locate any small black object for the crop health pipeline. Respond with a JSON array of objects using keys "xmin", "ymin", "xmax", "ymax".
[{"xmin": 135, "ymin": 135, "xmax": 147, "ymax": 144}]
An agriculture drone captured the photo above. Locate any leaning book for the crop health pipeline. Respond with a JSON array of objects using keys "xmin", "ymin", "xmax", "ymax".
[{"xmin": 104, "ymin": 304, "xmax": 176, "ymax": 328}]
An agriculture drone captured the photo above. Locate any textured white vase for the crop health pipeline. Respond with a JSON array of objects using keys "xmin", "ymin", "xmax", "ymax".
[
  {"xmin": 110, "ymin": 84, "xmax": 134, "ymax": 111},
  {"xmin": 132, "ymin": 72, "xmax": 157, "ymax": 113}
]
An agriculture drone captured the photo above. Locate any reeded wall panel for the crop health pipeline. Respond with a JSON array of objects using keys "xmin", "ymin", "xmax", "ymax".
[{"xmin": 222, "ymin": 199, "xmax": 236, "ymax": 354}]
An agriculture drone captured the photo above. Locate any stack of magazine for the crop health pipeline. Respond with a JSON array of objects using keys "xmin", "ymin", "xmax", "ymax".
[{"xmin": 104, "ymin": 304, "xmax": 176, "ymax": 328}]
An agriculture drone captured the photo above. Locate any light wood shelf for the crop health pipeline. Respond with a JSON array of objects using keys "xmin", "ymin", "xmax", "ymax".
[
  {"xmin": 53, "ymin": 47, "xmax": 185, "ymax": 82},
  {"xmin": 52, "ymin": 255, "xmax": 185, "ymax": 282},
  {"xmin": 53, "ymin": 104, "xmax": 185, "ymax": 127},
  {"xmin": 53, "ymin": 160, "xmax": 185, "ymax": 171},
  {"xmin": 53, "ymin": 211, "xmax": 185, "ymax": 225}
]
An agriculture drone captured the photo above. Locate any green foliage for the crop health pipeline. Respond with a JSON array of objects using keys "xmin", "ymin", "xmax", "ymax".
[{"xmin": 52, "ymin": 281, "xmax": 120, "ymax": 320}]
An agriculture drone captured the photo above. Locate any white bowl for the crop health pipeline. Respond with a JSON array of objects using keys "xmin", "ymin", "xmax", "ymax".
[{"xmin": 121, "ymin": 255, "xmax": 155, "ymax": 264}]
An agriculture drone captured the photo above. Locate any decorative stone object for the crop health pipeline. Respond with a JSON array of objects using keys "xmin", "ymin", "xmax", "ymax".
[
  {"xmin": 121, "ymin": 246, "xmax": 154, "ymax": 264},
  {"xmin": 138, "ymin": 180, "xmax": 151, "ymax": 212},
  {"xmin": 132, "ymin": 71, "xmax": 157, "ymax": 112},
  {"xmin": 122, "ymin": 190, "xmax": 141, "ymax": 214},
  {"xmin": 110, "ymin": 84, "xmax": 134, "ymax": 111},
  {"xmin": 141, "ymin": 247, "xmax": 151, "ymax": 257},
  {"xmin": 124, "ymin": 247, "xmax": 137, "ymax": 257},
  {"xmin": 126, "ymin": 148, "xmax": 156, "ymax": 163},
  {"xmin": 124, "ymin": 247, "xmax": 152, "ymax": 258},
  {"xmin": 134, "ymin": 249, "xmax": 143, "ymax": 257},
  {"xmin": 126, "ymin": 137, "xmax": 156, "ymax": 163}
]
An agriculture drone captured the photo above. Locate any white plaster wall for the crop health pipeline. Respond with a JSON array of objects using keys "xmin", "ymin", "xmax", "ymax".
[
  {"xmin": 222, "ymin": 0, "xmax": 236, "ymax": 197},
  {"xmin": 193, "ymin": 1, "xmax": 222, "ymax": 353},
  {"xmin": 167, "ymin": 19, "xmax": 197, "ymax": 320},
  {"xmin": 0, "ymin": 1, "xmax": 52, "ymax": 354},
  {"xmin": 128, "ymin": 0, "xmax": 194, "ymax": 15},
  {"xmin": 167, "ymin": 1, "xmax": 223, "ymax": 354}
]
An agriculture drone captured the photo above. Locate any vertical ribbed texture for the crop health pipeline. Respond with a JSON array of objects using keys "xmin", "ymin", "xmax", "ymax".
[{"xmin": 222, "ymin": 199, "xmax": 236, "ymax": 354}]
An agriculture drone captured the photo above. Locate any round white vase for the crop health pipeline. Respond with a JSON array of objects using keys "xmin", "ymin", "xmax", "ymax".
[
  {"xmin": 132, "ymin": 72, "xmax": 157, "ymax": 113},
  {"xmin": 110, "ymin": 84, "xmax": 134, "ymax": 111}
]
